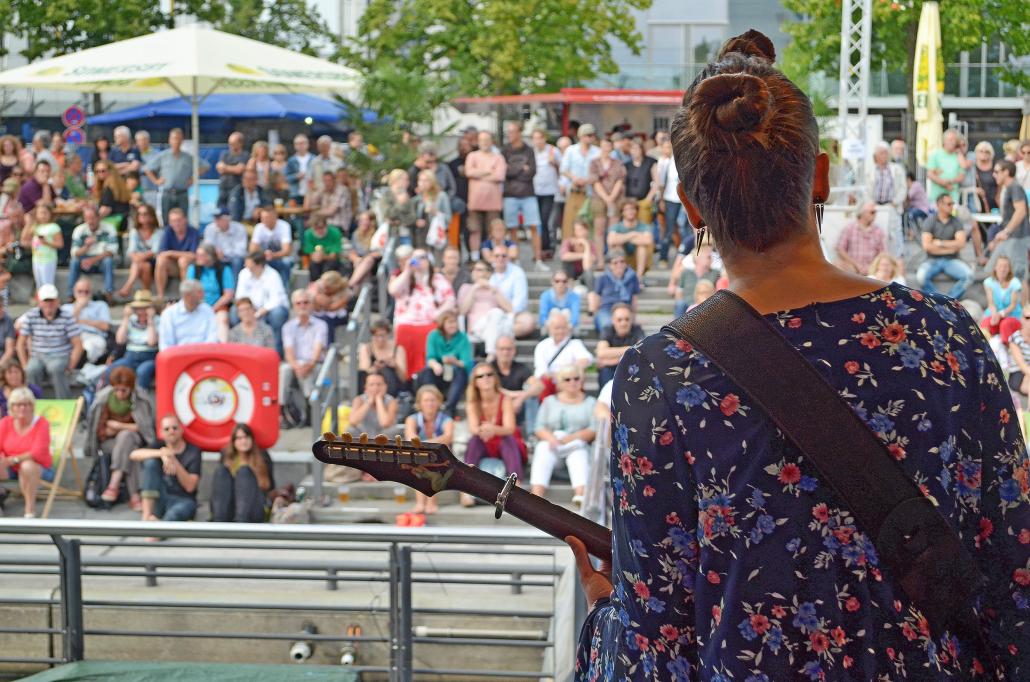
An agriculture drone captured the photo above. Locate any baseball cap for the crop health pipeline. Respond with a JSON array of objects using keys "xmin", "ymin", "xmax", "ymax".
[
  {"xmin": 37, "ymin": 284, "xmax": 60, "ymax": 301},
  {"xmin": 214, "ymin": 207, "xmax": 231, "ymax": 218},
  {"xmin": 577, "ymin": 123, "xmax": 597, "ymax": 138}
]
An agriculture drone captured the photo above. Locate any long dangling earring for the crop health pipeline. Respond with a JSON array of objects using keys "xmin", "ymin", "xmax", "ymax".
[
  {"xmin": 695, "ymin": 225, "xmax": 707, "ymax": 256},
  {"xmin": 814, "ymin": 203, "xmax": 825, "ymax": 235}
]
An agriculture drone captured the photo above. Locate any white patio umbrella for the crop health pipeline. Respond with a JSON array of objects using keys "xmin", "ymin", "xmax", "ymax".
[
  {"xmin": 912, "ymin": 2, "xmax": 944, "ymax": 168},
  {"xmin": 0, "ymin": 24, "xmax": 361, "ymax": 222}
]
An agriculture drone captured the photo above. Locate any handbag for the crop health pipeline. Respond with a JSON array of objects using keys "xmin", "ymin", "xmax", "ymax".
[
  {"xmin": 665, "ymin": 289, "xmax": 995, "ymax": 668},
  {"xmin": 426, "ymin": 212, "xmax": 447, "ymax": 249}
]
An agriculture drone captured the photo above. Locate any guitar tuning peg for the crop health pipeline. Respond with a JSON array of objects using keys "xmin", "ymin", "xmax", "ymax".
[
  {"xmin": 395, "ymin": 435, "xmax": 403, "ymax": 447},
  {"xmin": 323, "ymin": 432, "xmax": 336, "ymax": 442},
  {"xmin": 341, "ymin": 433, "xmax": 353, "ymax": 443},
  {"xmin": 411, "ymin": 436, "xmax": 422, "ymax": 448},
  {"xmin": 359, "ymin": 433, "xmax": 369, "ymax": 444},
  {"xmin": 374, "ymin": 434, "xmax": 388, "ymax": 445}
]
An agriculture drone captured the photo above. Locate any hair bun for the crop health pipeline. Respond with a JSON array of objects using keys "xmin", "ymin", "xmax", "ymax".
[
  {"xmin": 692, "ymin": 73, "xmax": 770, "ymax": 133},
  {"xmin": 718, "ymin": 29, "xmax": 776, "ymax": 62}
]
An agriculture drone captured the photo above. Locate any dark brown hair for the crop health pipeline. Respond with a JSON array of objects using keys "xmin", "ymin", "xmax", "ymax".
[
  {"xmin": 671, "ymin": 30, "xmax": 818, "ymax": 256},
  {"xmin": 222, "ymin": 422, "xmax": 271, "ymax": 491}
]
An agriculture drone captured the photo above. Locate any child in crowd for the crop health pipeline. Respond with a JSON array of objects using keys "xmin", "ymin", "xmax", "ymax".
[{"xmin": 24, "ymin": 203, "xmax": 63, "ymax": 288}]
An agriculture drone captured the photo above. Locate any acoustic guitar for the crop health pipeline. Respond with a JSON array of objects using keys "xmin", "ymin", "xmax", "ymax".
[{"xmin": 312, "ymin": 432, "xmax": 612, "ymax": 561}]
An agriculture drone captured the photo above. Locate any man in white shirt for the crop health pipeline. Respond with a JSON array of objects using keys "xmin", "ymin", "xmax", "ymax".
[
  {"xmin": 203, "ymin": 209, "xmax": 249, "ymax": 277},
  {"xmin": 533, "ymin": 310, "xmax": 593, "ymax": 383},
  {"xmin": 61, "ymin": 278, "xmax": 111, "ymax": 363},
  {"xmin": 278, "ymin": 289, "xmax": 329, "ymax": 426},
  {"xmin": 532, "ymin": 128, "xmax": 562, "ymax": 258},
  {"xmin": 234, "ymin": 250, "xmax": 289, "ymax": 355},
  {"xmin": 285, "ymin": 134, "xmax": 313, "ymax": 202},
  {"xmin": 488, "ymin": 246, "xmax": 535, "ymax": 338},
  {"xmin": 251, "ymin": 206, "xmax": 293, "ymax": 289},
  {"xmin": 158, "ymin": 280, "xmax": 217, "ymax": 350},
  {"xmin": 559, "ymin": 124, "xmax": 601, "ymax": 240}
]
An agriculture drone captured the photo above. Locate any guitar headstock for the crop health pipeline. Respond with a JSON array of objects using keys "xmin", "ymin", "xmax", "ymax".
[{"xmin": 312, "ymin": 432, "xmax": 462, "ymax": 497}]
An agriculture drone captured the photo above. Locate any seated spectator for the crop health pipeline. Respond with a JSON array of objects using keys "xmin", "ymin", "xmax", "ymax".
[
  {"xmin": 110, "ymin": 291, "xmax": 159, "ymax": 390},
  {"xmin": 86, "ymin": 367, "xmax": 155, "ymax": 511},
  {"xmin": 439, "ymin": 244, "xmax": 470, "ymax": 294},
  {"xmin": 588, "ymin": 248, "xmax": 639, "ymax": 332},
  {"xmin": 0, "ymin": 298, "xmax": 13, "ymax": 366},
  {"xmin": 347, "ymin": 370, "xmax": 402, "ymax": 438},
  {"xmin": 154, "ymin": 208, "xmax": 200, "ymax": 301},
  {"xmin": 491, "ymin": 335, "xmax": 541, "ymax": 428},
  {"xmin": 481, "ymin": 217, "xmax": 518, "ymax": 262},
  {"xmin": 538, "ymin": 270, "xmax": 580, "ymax": 330},
  {"xmin": 606, "ymin": 200, "xmax": 654, "ymax": 280},
  {"xmin": 413, "ymin": 169, "xmax": 451, "ymax": 255},
  {"xmin": 306, "ymin": 169, "xmax": 351, "ymax": 235},
  {"xmin": 158, "ymin": 279, "xmax": 218, "ymax": 350},
  {"xmin": 131, "ymin": 415, "xmax": 201, "ymax": 523},
  {"xmin": 488, "ymin": 245, "xmax": 536, "ymax": 338},
  {"xmin": 1008, "ymin": 313, "xmax": 1030, "ymax": 397},
  {"xmin": 417, "ymin": 310, "xmax": 473, "ymax": 416},
  {"xmin": 559, "ymin": 219, "xmax": 597, "ymax": 287},
  {"xmin": 251, "ymin": 205, "xmax": 293, "ymax": 289},
  {"xmin": 594, "ymin": 378, "xmax": 613, "ymax": 424},
  {"xmin": 458, "ymin": 260, "xmax": 512, "ymax": 358},
  {"xmin": 691, "ymin": 279, "xmax": 716, "ymax": 309},
  {"xmin": 868, "ymin": 253, "xmax": 907, "ymax": 286},
  {"xmin": 211, "ymin": 422, "xmax": 275, "ymax": 523},
  {"xmin": 916, "ymin": 194, "xmax": 973, "ymax": 299},
  {"xmin": 234, "ymin": 251, "xmax": 289, "ymax": 355},
  {"xmin": 404, "ymin": 384, "xmax": 453, "ymax": 515},
  {"xmin": 669, "ymin": 243, "xmax": 718, "ymax": 317},
  {"xmin": 835, "ymin": 201, "xmax": 886, "ymax": 275},
  {"xmin": 227, "ymin": 297, "xmax": 276, "ymax": 351},
  {"xmin": 116, "ymin": 203, "xmax": 162, "ymax": 299},
  {"xmin": 905, "ymin": 171, "xmax": 931, "ymax": 235},
  {"xmin": 347, "ymin": 210, "xmax": 383, "ymax": 289},
  {"xmin": 0, "ymin": 387, "xmax": 51, "ymax": 517},
  {"xmin": 310, "ymin": 270, "xmax": 350, "ymax": 343},
  {"xmin": 533, "ymin": 310, "xmax": 593, "ymax": 397},
  {"xmin": 202, "ymin": 208, "xmax": 248, "ymax": 278},
  {"xmin": 595, "ymin": 303, "xmax": 644, "ymax": 388},
  {"xmin": 388, "ymin": 248, "xmax": 455, "ymax": 376},
  {"xmin": 69, "ymin": 204, "xmax": 118, "ymax": 298},
  {"xmin": 94, "ymin": 160, "xmax": 132, "ymax": 230},
  {"xmin": 17, "ymin": 160, "xmax": 52, "ymax": 214},
  {"xmin": 279, "ymin": 289, "xmax": 329, "ymax": 424},
  {"xmin": 186, "ymin": 243, "xmax": 234, "ymax": 342},
  {"xmin": 267, "ymin": 171, "xmax": 290, "ymax": 207},
  {"xmin": 0, "ymin": 359, "xmax": 41, "ymax": 417},
  {"xmin": 302, "ymin": 215, "xmax": 343, "ymax": 282},
  {"xmin": 530, "ymin": 365, "xmax": 596, "ymax": 504},
  {"xmin": 17, "ymin": 285, "xmax": 82, "ymax": 399},
  {"xmin": 358, "ymin": 318, "xmax": 409, "ymax": 398},
  {"xmin": 981, "ymin": 255, "xmax": 1022, "ymax": 337},
  {"xmin": 462, "ymin": 361, "xmax": 525, "ymax": 505},
  {"xmin": 23, "ymin": 203, "xmax": 62, "ymax": 289},
  {"xmin": 227, "ymin": 168, "xmax": 266, "ymax": 223},
  {"xmin": 377, "ymin": 168, "xmax": 417, "ymax": 244},
  {"xmin": 61, "ymin": 278, "xmax": 111, "ymax": 364}
]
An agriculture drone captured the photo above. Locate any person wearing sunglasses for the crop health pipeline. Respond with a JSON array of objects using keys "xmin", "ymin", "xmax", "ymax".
[
  {"xmin": 588, "ymin": 247, "xmax": 640, "ymax": 332},
  {"xmin": 530, "ymin": 365, "xmax": 595, "ymax": 505},
  {"xmin": 987, "ymin": 160, "xmax": 1029, "ymax": 284},
  {"xmin": 915, "ymin": 194, "xmax": 973, "ymax": 299},
  {"xmin": 462, "ymin": 362, "xmax": 526, "ymax": 506},
  {"xmin": 130, "ymin": 414, "xmax": 201, "ymax": 524},
  {"xmin": 538, "ymin": 271, "xmax": 581, "ymax": 330}
]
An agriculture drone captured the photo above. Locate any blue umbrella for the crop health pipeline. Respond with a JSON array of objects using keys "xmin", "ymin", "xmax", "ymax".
[{"xmin": 90, "ymin": 93, "xmax": 376, "ymax": 125}]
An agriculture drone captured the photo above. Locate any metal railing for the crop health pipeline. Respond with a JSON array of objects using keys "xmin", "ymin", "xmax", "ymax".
[
  {"xmin": 0, "ymin": 520, "xmax": 579, "ymax": 681},
  {"xmin": 377, "ymin": 236, "xmax": 397, "ymax": 318},
  {"xmin": 341, "ymin": 282, "xmax": 374, "ymax": 403},
  {"xmin": 308, "ymin": 344, "xmax": 340, "ymax": 504},
  {"xmin": 581, "ymin": 416, "xmax": 611, "ymax": 530}
]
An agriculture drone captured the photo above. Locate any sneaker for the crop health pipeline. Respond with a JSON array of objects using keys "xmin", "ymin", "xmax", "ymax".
[{"xmin": 534, "ymin": 260, "xmax": 550, "ymax": 271}]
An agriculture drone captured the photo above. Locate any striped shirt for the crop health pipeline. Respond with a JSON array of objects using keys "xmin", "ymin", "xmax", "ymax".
[
  {"xmin": 71, "ymin": 222, "xmax": 119, "ymax": 258},
  {"xmin": 22, "ymin": 308, "xmax": 80, "ymax": 355}
]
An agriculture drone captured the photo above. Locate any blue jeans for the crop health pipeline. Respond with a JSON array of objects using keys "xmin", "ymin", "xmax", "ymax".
[
  {"xmin": 916, "ymin": 257, "xmax": 973, "ymax": 299},
  {"xmin": 268, "ymin": 258, "xmax": 292, "ymax": 290},
  {"xmin": 110, "ymin": 350, "xmax": 157, "ymax": 390},
  {"xmin": 69, "ymin": 256, "xmax": 115, "ymax": 293},
  {"xmin": 140, "ymin": 458, "xmax": 197, "ymax": 522}
]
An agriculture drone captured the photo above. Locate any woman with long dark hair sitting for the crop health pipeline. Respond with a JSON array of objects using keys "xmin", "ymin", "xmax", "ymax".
[{"xmin": 210, "ymin": 422, "xmax": 274, "ymax": 523}]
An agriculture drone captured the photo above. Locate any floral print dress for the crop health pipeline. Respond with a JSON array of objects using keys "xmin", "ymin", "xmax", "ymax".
[{"xmin": 578, "ymin": 283, "xmax": 1030, "ymax": 680}]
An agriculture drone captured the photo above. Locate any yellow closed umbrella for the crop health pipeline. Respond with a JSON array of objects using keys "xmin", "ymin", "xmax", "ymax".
[{"xmin": 913, "ymin": 1, "xmax": 944, "ymax": 167}]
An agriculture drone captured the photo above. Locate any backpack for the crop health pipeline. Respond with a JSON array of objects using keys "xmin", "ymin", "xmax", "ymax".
[{"xmin": 83, "ymin": 452, "xmax": 124, "ymax": 509}]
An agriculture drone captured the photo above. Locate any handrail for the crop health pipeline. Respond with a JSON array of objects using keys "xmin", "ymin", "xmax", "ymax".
[
  {"xmin": 581, "ymin": 415, "xmax": 611, "ymax": 529},
  {"xmin": 377, "ymin": 235, "xmax": 397, "ymax": 315},
  {"xmin": 308, "ymin": 344, "xmax": 340, "ymax": 505},
  {"xmin": 343, "ymin": 281, "xmax": 373, "ymax": 402}
]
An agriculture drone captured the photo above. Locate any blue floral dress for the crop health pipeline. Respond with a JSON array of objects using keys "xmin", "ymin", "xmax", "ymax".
[{"xmin": 577, "ymin": 283, "xmax": 1030, "ymax": 680}]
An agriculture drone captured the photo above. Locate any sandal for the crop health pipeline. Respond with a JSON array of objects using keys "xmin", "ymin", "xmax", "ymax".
[
  {"xmin": 100, "ymin": 485, "xmax": 119, "ymax": 503},
  {"xmin": 128, "ymin": 494, "xmax": 142, "ymax": 512}
]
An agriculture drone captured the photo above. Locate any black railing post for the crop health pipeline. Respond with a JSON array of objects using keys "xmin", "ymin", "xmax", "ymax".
[
  {"xmin": 51, "ymin": 535, "xmax": 84, "ymax": 662},
  {"xmin": 398, "ymin": 546, "xmax": 413, "ymax": 680},
  {"xmin": 388, "ymin": 543, "xmax": 400, "ymax": 682}
]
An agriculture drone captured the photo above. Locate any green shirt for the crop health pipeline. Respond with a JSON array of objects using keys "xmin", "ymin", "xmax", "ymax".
[
  {"xmin": 926, "ymin": 148, "xmax": 963, "ymax": 202},
  {"xmin": 425, "ymin": 329, "xmax": 474, "ymax": 371},
  {"xmin": 31, "ymin": 223, "xmax": 62, "ymax": 264},
  {"xmin": 302, "ymin": 226, "xmax": 343, "ymax": 256}
]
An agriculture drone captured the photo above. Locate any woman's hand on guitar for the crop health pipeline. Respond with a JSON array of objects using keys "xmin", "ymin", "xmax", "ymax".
[{"xmin": 566, "ymin": 535, "xmax": 613, "ymax": 611}]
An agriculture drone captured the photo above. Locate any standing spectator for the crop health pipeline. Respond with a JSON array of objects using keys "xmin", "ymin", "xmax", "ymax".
[
  {"xmin": 462, "ymin": 361, "xmax": 525, "ymax": 502},
  {"xmin": 981, "ymin": 255, "xmax": 1021, "ymax": 338},
  {"xmin": 29, "ymin": 131, "xmax": 56, "ymax": 170},
  {"xmin": 154, "ymin": 208, "xmax": 200, "ymax": 301},
  {"xmin": 413, "ymin": 169, "xmax": 451, "ymax": 255},
  {"xmin": 109, "ymin": 126, "xmax": 140, "ymax": 176},
  {"xmin": 307, "ymin": 169, "xmax": 351, "ymax": 234},
  {"xmin": 531, "ymin": 128, "xmax": 561, "ymax": 257},
  {"xmin": 202, "ymin": 208, "xmax": 249, "ymax": 278},
  {"xmin": 234, "ymin": 251, "xmax": 289, "ymax": 354},
  {"xmin": 559, "ymin": 219, "xmax": 597, "ymax": 287},
  {"xmin": 404, "ymin": 385, "xmax": 453, "ymax": 515},
  {"xmin": 491, "ymin": 335, "xmax": 541, "ymax": 428},
  {"xmin": 69, "ymin": 204, "xmax": 118, "ymax": 298},
  {"xmin": 301, "ymin": 215, "xmax": 343, "ymax": 281},
  {"xmin": 134, "ymin": 130, "xmax": 159, "ymax": 209},
  {"xmin": 488, "ymin": 246, "xmax": 536, "ymax": 338},
  {"xmin": 890, "ymin": 138, "xmax": 907, "ymax": 165},
  {"xmin": 970, "ymin": 141, "xmax": 999, "ymax": 264},
  {"xmin": 93, "ymin": 160, "xmax": 132, "ymax": 230},
  {"xmin": 530, "ymin": 365, "xmax": 595, "ymax": 504},
  {"xmin": 279, "ymin": 289, "xmax": 329, "ymax": 425},
  {"xmin": 17, "ymin": 160, "xmax": 52, "ymax": 214},
  {"xmin": 917, "ymin": 194, "xmax": 973, "ymax": 298},
  {"xmin": 17, "ymin": 285, "xmax": 82, "ymax": 399},
  {"xmin": 595, "ymin": 303, "xmax": 644, "ymax": 388},
  {"xmin": 533, "ymin": 310, "xmax": 594, "ymax": 393},
  {"xmin": 158, "ymin": 280, "xmax": 217, "ymax": 350},
  {"xmin": 538, "ymin": 270, "xmax": 581, "ymax": 329},
  {"xmin": 835, "ymin": 201, "xmax": 887, "ymax": 275},
  {"xmin": 308, "ymin": 135, "xmax": 341, "ymax": 195},
  {"xmin": 606, "ymin": 200, "xmax": 655, "ymax": 280},
  {"xmin": 865, "ymin": 141, "xmax": 906, "ymax": 258},
  {"xmin": 669, "ymin": 243, "xmax": 718, "ymax": 317},
  {"xmin": 464, "ymin": 131, "xmax": 506, "ymax": 258},
  {"xmin": 387, "ymin": 248, "xmax": 455, "ymax": 376},
  {"xmin": 447, "ymin": 138, "xmax": 472, "ymax": 249},
  {"xmin": 270, "ymin": 143, "xmax": 289, "ymax": 178},
  {"xmin": 408, "ymin": 142, "xmax": 456, "ymax": 200},
  {"xmin": 417, "ymin": 309, "xmax": 472, "ymax": 416},
  {"xmin": 24, "ymin": 203, "xmax": 63, "ymax": 289},
  {"xmin": 46, "ymin": 134, "xmax": 66, "ymax": 172},
  {"xmin": 1018, "ymin": 140, "xmax": 1030, "ymax": 192},
  {"xmin": 247, "ymin": 140, "xmax": 272, "ymax": 189},
  {"xmin": 131, "ymin": 415, "xmax": 201, "ymax": 523},
  {"xmin": 655, "ymin": 139, "xmax": 685, "ymax": 263},
  {"xmin": 216, "ymin": 132, "xmax": 248, "ymax": 208},
  {"xmin": 347, "ymin": 371, "xmax": 402, "ymax": 439},
  {"xmin": 502, "ymin": 122, "xmax": 545, "ymax": 269},
  {"xmin": 559, "ymin": 124, "xmax": 600, "ymax": 240},
  {"xmin": 358, "ymin": 318, "xmax": 408, "ymax": 398},
  {"xmin": 285, "ymin": 134, "xmax": 313, "ymax": 203},
  {"xmin": 226, "ymin": 297, "xmax": 276, "ymax": 352},
  {"xmin": 116, "ymin": 204, "xmax": 162, "ymax": 299},
  {"xmin": 227, "ymin": 168, "xmax": 266, "ymax": 224},
  {"xmin": 588, "ymin": 248, "xmax": 640, "ymax": 332},
  {"xmin": 610, "ymin": 131, "xmax": 632, "ymax": 164},
  {"xmin": 377, "ymin": 169, "xmax": 417, "ymax": 242},
  {"xmin": 186, "ymin": 244, "xmax": 234, "ymax": 341},
  {"xmin": 144, "ymin": 128, "xmax": 196, "ymax": 224},
  {"xmin": 0, "ymin": 387, "xmax": 51, "ymax": 517},
  {"xmin": 110, "ymin": 291, "xmax": 159, "ymax": 390},
  {"xmin": 61, "ymin": 278, "xmax": 111, "ymax": 364},
  {"xmin": 989, "ymin": 160, "xmax": 1030, "ymax": 282},
  {"xmin": 623, "ymin": 140, "xmax": 658, "ymax": 225},
  {"xmin": 87, "ymin": 367, "xmax": 155, "ymax": 511},
  {"xmin": 250, "ymin": 206, "xmax": 293, "ymax": 289},
  {"xmin": 211, "ymin": 423, "xmax": 275, "ymax": 523},
  {"xmin": 0, "ymin": 135, "xmax": 22, "ymax": 184},
  {"xmin": 458, "ymin": 260, "xmax": 513, "ymax": 357},
  {"xmin": 926, "ymin": 129, "xmax": 966, "ymax": 202},
  {"xmin": 588, "ymin": 137, "xmax": 626, "ymax": 259}
]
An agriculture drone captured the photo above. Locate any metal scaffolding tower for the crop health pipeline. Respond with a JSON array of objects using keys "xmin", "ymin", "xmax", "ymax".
[{"xmin": 837, "ymin": 0, "xmax": 872, "ymax": 191}]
